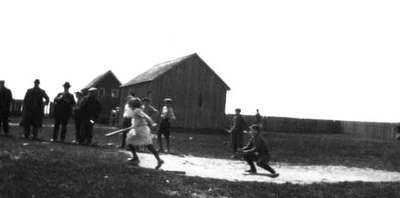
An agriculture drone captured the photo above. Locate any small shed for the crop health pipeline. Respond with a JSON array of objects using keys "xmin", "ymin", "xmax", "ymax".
[
  {"xmin": 82, "ymin": 70, "xmax": 121, "ymax": 123},
  {"xmin": 120, "ymin": 53, "xmax": 230, "ymax": 130}
]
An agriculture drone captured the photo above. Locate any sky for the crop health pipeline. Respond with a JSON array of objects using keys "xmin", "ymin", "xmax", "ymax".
[{"xmin": 1, "ymin": 0, "xmax": 400, "ymax": 122}]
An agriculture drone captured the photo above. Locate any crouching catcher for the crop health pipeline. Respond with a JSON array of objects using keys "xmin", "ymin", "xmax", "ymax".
[{"xmin": 238, "ymin": 124, "xmax": 279, "ymax": 178}]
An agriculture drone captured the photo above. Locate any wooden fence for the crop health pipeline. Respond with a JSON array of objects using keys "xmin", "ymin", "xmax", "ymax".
[
  {"xmin": 9, "ymin": 99, "xmax": 54, "ymax": 117},
  {"xmin": 226, "ymin": 114, "xmax": 398, "ymax": 141}
]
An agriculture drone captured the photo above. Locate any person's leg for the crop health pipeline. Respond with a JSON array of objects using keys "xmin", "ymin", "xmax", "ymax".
[
  {"xmin": 231, "ymin": 132, "xmax": 238, "ymax": 153},
  {"xmin": 24, "ymin": 125, "xmax": 30, "ymax": 138},
  {"xmin": 146, "ymin": 144, "xmax": 164, "ymax": 169},
  {"xmin": 256, "ymin": 160, "xmax": 276, "ymax": 174},
  {"xmin": 79, "ymin": 121, "xmax": 87, "ymax": 144},
  {"xmin": 256, "ymin": 155, "xmax": 278, "ymax": 176},
  {"xmin": 32, "ymin": 125, "xmax": 38, "ymax": 140},
  {"xmin": 121, "ymin": 131, "xmax": 127, "ymax": 148},
  {"xmin": 3, "ymin": 114, "xmax": 9, "ymax": 135},
  {"xmin": 74, "ymin": 115, "xmax": 81, "ymax": 142},
  {"xmin": 237, "ymin": 131, "xmax": 243, "ymax": 149},
  {"xmin": 243, "ymin": 153, "xmax": 257, "ymax": 173},
  {"xmin": 120, "ymin": 118, "xmax": 130, "ymax": 148},
  {"xmin": 60, "ymin": 118, "xmax": 68, "ymax": 141},
  {"xmin": 87, "ymin": 123, "xmax": 93, "ymax": 144},
  {"xmin": 157, "ymin": 121, "xmax": 165, "ymax": 152},
  {"xmin": 165, "ymin": 121, "xmax": 170, "ymax": 152},
  {"xmin": 127, "ymin": 145, "xmax": 139, "ymax": 160},
  {"xmin": 0, "ymin": 114, "xmax": 5, "ymax": 134},
  {"xmin": 53, "ymin": 118, "xmax": 60, "ymax": 141}
]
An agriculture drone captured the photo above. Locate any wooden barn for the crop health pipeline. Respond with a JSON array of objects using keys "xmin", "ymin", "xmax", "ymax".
[
  {"xmin": 120, "ymin": 53, "xmax": 230, "ymax": 130},
  {"xmin": 82, "ymin": 70, "xmax": 121, "ymax": 123}
]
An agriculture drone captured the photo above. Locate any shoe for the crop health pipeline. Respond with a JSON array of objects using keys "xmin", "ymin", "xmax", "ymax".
[
  {"xmin": 155, "ymin": 159, "xmax": 164, "ymax": 170},
  {"xmin": 128, "ymin": 158, "xmax": 140, "ymax": 165},
  {"xmin": 245, "ymin": 169, "xmax": 257, "ymax": 174},
  {"xmin": 270, "ymin": 173, "xmax": 280, "ymax": 178}
]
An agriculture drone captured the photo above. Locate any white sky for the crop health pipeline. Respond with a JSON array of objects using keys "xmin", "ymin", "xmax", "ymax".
[{"xmin": 1, "ymin": 0, "xmax": 400, "ymax": 122}]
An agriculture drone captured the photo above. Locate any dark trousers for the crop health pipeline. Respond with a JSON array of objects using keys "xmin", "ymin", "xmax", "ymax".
[
  {"xmin": 231, "ymin": 131, "xmax": 243, "ymax": 152},
  {"xmin": 80, "ymin": 120, "xmax": 93, "ymax": 144},
  {"xmin": 120, "ymin": 118, "xmax": 131, "ymax": 147},
  {"xmin": 158, "ymin": 118, "xmax": 171, "ymax": 151},
  {"xmin": 0, "ymin": 113, "xmax": 9, "ymax": 134},
  {"xmin": 74, "ymin": 115, "xmax": 82, "ymax": 142},
  {"xmin": 243, "ymin": 152, "xmax": 276, "ymax": 174},
  {"xmin": 53, "ymin": 117, "xmax": 69, "ymax": 141},
  {"xmin": 24, "ymin": 125, "xmax": 39, "ymax": 139}
]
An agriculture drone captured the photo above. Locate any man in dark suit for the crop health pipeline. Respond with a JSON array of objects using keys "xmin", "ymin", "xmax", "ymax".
[
  {"xmin": 52, "ymin": 82, "xmax": 76, "ymax": 142},
  {"xmin": 0, "ymin": 80, "xmax": 12, "ymax": 136},
  {"xmin": 21, "ymin": 79, "xmax": 49, "ymax": 140},
  {"xmin": 230, "ymin": 108, "xmax": 247, "ymax": 158},
  {"xmin": 79, "ymin": 88, "xmax": 101, "ymax": 145}
]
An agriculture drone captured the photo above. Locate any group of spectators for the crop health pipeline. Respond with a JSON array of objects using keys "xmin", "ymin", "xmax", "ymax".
[{"xmin": 0, "ymin": 79, "xmax": 101, "ymax": 145}]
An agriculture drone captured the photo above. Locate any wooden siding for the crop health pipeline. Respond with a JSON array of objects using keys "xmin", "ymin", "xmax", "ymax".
[
  {"xmin": 120, "ymin": 56, "xmax": 228, "ymax": 130},
  {"xmin": 85, "ymin": 73, "xmax": 121, "ymax": 123}
]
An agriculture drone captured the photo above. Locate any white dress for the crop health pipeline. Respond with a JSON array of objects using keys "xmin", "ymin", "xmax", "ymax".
[{"xmin": 126, "ymin": 108, "xmax": 153, "ymax": 146}]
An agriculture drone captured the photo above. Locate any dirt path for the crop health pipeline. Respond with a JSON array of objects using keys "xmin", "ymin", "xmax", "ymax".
[{"xmin": 120, "ymin": 151, "xmax": 400, "ymax": 184}]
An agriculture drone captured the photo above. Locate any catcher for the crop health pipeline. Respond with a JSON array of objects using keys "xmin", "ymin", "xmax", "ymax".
[{"xmin": 238, "ymin": 124, "xmax": 279, "ymax": 177}]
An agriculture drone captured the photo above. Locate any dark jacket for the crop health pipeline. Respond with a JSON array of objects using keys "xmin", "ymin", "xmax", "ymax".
[
  {"xmin": 230, "ymin": 114, "xmax": 247, "ymax": 133},
  {"xmin": 79, "ymin": 95, "xmax": 101, "ymax": 121},
  {"xmin": 21, "ymin": 87, "xmax": 49, "ymax": 127},
  {"xmin": 242, "ymin": 133, "xmax": 270, "ymax": 156},
  {"xmin": 53, "ymin": 92, "xmax": 76, "ymax": 119},
  {"xmin": 0, "ymin": 87, "xmax": 12, "ymax": 115},
  {"xmin": 255, "ymin": 113, "xmax": 262, "ymax": 124}
]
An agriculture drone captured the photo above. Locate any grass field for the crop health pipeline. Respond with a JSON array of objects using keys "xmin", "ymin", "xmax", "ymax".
[{"xmin": 1, "ymin": 118, "xmax": 400, "ymax": 197}]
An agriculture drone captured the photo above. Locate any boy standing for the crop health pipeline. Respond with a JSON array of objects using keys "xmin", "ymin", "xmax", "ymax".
[
  {"xmin": 239, "ymin": 124, "xmax": 279, "ymax": 177},
  {"xmin": 158, "ymin": 98, "xmax": 175, "ymax": 153},
  {"xmin": 229, "ymin": 108, "xmax": 247, "ymax": 157}
]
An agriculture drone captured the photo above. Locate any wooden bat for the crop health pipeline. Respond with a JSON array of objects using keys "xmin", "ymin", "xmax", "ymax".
[{"xmin": 105, "ymin": 126, "xmax": 135, "ymax": 137}]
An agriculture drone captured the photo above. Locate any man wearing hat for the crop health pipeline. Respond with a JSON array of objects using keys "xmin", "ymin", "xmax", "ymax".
[
  {"xmin": 0, "ymin": 80, "xmax": 12, "ymax": 136},
  {"xmin": 229, "ymin": 108, "xmax": 247, "ymax": 158},
  {"xmin": 51, "ymin": 82, "xmax": 76, "ymax": 142},
  {"xmin": 79, "ymin": 87, "xmax": 101, "ymax": 145},
  {"xmin": 21, "ymin": 79, "xmax": 49, "ymax": 139},
  {"xmin": 158, "ymin": 98, "xmax": 176, "ymax": 153}
]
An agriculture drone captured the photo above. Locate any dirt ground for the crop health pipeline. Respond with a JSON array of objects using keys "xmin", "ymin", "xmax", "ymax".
[{"xmin": 120, "ymin": 151, "xmax": 400, "ymax": 184}]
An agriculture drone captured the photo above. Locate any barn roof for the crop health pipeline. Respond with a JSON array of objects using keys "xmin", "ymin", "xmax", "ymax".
[
  {"xmin": 82, "ymin": 70, "xmax": 121, "ymax": 90},
  {"xmin": 121, "ymin": 53, "xmax": 230, "ymax": 90}
]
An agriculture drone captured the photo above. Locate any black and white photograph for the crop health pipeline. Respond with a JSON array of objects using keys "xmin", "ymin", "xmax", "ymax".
[{"xmin": 1, "ymin": 0, "xmax": 400, "ymax": 197}]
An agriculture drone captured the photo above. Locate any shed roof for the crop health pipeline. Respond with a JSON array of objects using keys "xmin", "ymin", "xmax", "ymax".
[
  {"xmin": 82, "ymin": 70, "xmax": 121, "ymax": 90},
  {"xmin": 121, "ymin": 53, "xmax": 230, "ymax": 90}
]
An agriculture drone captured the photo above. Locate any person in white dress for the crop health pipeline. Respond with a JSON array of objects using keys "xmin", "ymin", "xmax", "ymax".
[{"xmin": 126, "ymin": 97, "xmax": 164, "ymax": 169}]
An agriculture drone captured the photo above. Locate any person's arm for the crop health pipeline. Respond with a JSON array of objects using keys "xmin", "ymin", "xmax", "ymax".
[
  {"xmin": 7, "ymin": 89, "xmax": 12, "ymax": 108},
  {"xmin": 151, "ymin": 105, "xmax": 159, "ymax": 116},
  {"xmin": 138, "ymin": 109, "xmax": 156, "ymax": 126},
  {"xmin": 242, "ymin": 137, "xmax": 256, "ymax": 153}
]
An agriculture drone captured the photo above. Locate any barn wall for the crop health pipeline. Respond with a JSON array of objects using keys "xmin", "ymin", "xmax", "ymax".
[
  {"xmin": 119, "ymin": 55, "xmax": 229, "ymax": 130},
  {"xmin": 90, "ymin": 73, "xmax": 121, "ymax": 123}
]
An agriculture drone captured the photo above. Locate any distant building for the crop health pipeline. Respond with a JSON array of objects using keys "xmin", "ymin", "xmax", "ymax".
[
  {"xmin": 82, "ymin": 70, "xmax": 121, "ymax": 123},
  {"xmin": 120, "ymin": 53, "xmax": 230, "ymax": 130}
]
